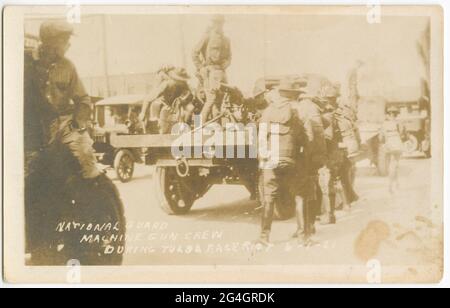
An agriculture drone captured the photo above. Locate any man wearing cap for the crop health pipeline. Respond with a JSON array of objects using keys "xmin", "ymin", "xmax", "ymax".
[
  {"xmin": 25, "ymin": 20, "xmax": 97, "ymax": 178},
  {"xmin": 257, "ymin": 77, "xmax": 304, "ymax": 245},
  {"xmin": 25, "ymin": 20, "xmax": 98, "ymax": 178},
  {"xmin": 24, "ymin": 20, "xmax": 108, "ymax": 263},
  {"xmin": 139, "ymin": 66, "xmax": 191, "ymax": 133},
  {"xmin": 192, "ymin": 15, "xmax": 232, "ymax": 123},
  {"xmin": 28, "ymin": 20, "xmax": 92, "ymax": 146},
  {"xmin": 290, "ymin": 77, "xmax": 328, "ymax": 241}
]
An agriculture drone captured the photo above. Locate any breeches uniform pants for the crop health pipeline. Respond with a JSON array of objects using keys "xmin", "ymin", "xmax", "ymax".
[
  {"xmin": 259, "ymin": 160, "xmax": 295, "ymax": 239},
  {"xmin": 199, "ymin": 67, "xmax": 227, "ymax": 123}
]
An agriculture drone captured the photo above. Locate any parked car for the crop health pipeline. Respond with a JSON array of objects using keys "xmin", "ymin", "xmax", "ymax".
[
  {"xmin": 385, "ymin": 100, "xmax": 431, "ymax": 157},
  {"xmin": 92, "ymin": 95, "xmax": 146, "ymax": 183}
]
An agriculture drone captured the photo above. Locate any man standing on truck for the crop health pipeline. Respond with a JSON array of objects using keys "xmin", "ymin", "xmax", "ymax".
[{"xmin": 192, "ymin": 15, "xmax": 232, "ymax": 123}]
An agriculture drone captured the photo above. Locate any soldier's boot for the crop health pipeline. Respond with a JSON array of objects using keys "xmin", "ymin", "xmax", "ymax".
[
  {"xmin": 328, "ymin": 193, "xmax": 337, "ymax": 224},
  {"xmin": 319, "ymin": 174, "xmax": 334, "ymax": 225},
  {"xmin": 302, "ymin": 200, "xmax": 316, "ymax": 242},
  {"xmin": 336, "ymin": 179, "xmax": 350, "ymax": 211},
  {"xmin": 293, "ymin": 196, "xmax": 305, "ymax": 238},
  {"xmin": 310, "ymin": 200, "xmax": 318, "ymax": 234},
  {"xmin": 342, "ymin": 162, "xmax": 359, "ymax": 204},
  {"xmin": 258, "ymin": 198, "xmax": 275, "ymax": 246},
  {"xmin": 257, "ymin": 235, "xmax": 271, "ymax": 247},
  {"xmin": 302, "ymin": 209, "xmax": 318, "ymax": 246}
]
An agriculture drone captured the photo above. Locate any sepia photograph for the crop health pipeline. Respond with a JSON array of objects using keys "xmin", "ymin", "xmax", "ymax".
[{"xmin": 2, "ymin": 4, "xmax": 445, "ymax": 285}]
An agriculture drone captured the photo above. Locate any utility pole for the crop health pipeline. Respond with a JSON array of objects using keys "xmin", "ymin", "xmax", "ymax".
[
  {"xmin": 178, "ymin": 15, "xmax": 187, "ymax": 68},
  {"xmin": 263, "ymin": 15, "xmax": 267, "ymax": 77},
  {"xmin": 102, "ymin": 15, "xmax": 111, "ymax": 97}
]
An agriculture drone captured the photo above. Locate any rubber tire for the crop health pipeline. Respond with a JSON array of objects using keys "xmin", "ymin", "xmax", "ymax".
[
  {"xmin": 422, "ymin": 138, "xmax": 431, "ymax": 158},
  {"xmin": 114, "ymin": 149, "xmax": 135, "ymax": 183},
  {"xmin": 154, "ymin": 166, "xmax": 194, "ymax": 215},
  {"xmin": 404, "ymin": 133, "xmax": 419, "ymax": 154}
]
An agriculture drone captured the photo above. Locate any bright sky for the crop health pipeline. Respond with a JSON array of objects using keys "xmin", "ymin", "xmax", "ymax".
[{"xmin": 25, "ymin": 14, "xmax": 428, "ymax": 99}]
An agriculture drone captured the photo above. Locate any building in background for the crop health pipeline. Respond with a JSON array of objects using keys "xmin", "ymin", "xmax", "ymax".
[{"xmin": 82, "ymin": 73, "xmax": 158, "ymax": 98}]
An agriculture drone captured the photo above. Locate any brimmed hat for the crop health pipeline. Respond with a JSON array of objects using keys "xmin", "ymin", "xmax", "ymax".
[
  {"xmin": 277, "ymin": 77, "xmax": 307, "ymax": 93},
  {"xmin": 39, "ymin": 20, "xmax": 74, "ymax": 43},
  {"xmin": 167, "ymin": 67, "xmax": 190, "ymax": 81},
  {"xmin": 252, "ymin": 78, "xmax": 268, "ymax": 98},
  {"xmin": 323, "ymin": 83, "xmax": 341, "ymax": 98}
]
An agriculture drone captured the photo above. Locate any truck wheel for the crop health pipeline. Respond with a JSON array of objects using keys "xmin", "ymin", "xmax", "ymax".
[
  {"xmin": 63, "ymin": 174, "xmax": 126, "ymax": 266},
  {"xmin": 376, "ymin": 145, "xmax": 388, "ymax": 176},
  {"xmin": 422, "ymin": 138, "xmax": 431, "ymax": 158},
  {"xmin": 404, "ymin": 133, "xmax": 419, "ymax": 154},
  {"xmin": 114, "ymin": 149, "xmax": 135, "ymax": 183},
  {"xmin": 155, "ymin": 167, "xmax": 195, "ymax": 215}
]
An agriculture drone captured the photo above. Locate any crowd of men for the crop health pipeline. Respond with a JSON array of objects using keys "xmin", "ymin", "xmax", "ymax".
[{"xmin": 254, "ymin": 76, "xmax": 360, "ymax": 245}]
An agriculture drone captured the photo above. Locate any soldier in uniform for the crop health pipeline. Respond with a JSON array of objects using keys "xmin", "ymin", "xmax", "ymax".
[
  {"xmin": 247, "ymin": 78, "xmax": 271, "ymax": 123},
  {"xmin": 24, "ymin": 20, "xmax": 95, "ymax": 183},
  {"xmin": 192, "ymin": 15, "xmax": 232, "ymax": 122},
  {"xmin": 334, "ymin": 96, "xmax": 360, "ymax": 207},
  {"xmin": 320, "ymin": 85, "xmax": 347, "ymax": 224},
  {"xmin": 139, "ymin": 66, "xmax": 191, "ymax": 133},
  {"xmin": 24, "ymin": 20, "xmax": 92, "ymax": 184},
  {"xmin": 257, "ymin": 78, "xmax": 304, "ymax": 246},
  {"xmin": 28, "ymin": 21, "xmax": 92, "ymax": 147},
  {"xmin": 290, "ymin": 77, "xmax": 328, "ymax": 241},
  {"xmin": 25, "ymin": 20, "xmax": 125, "ymax": 265}
]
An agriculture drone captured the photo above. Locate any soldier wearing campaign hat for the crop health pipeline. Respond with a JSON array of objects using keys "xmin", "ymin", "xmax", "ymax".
[
  {"xmin": 139, "ymin": 66, "xmax": 192, "ymax": 133},
  {"xmin": 257, "ymin": 77, "xmax": 305, "ymax": 245},
  {"xmin": 290, "ymin": 76, "xmax": 328, "ymax": 242}
]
